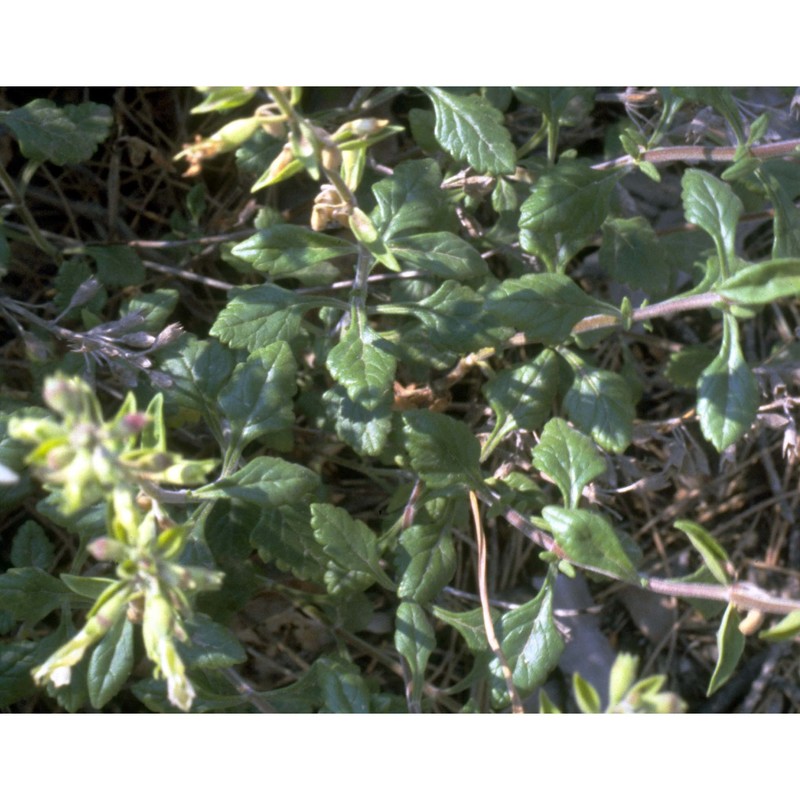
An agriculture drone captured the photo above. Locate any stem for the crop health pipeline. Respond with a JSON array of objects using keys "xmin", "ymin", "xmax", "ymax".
[
  {"xmin": 570, "ymin": 292, "xmax": 723, "ymax": 336},
  {"xmin": 470, "ymin": 490, "xmax": 523, "ymax": 714},
  {"xmin": 0, "ymin": 160, "xmax": 60, "ymax": 260},
  {"xmin": 593, "ymin": 137, "xmax": 800, "ymax": 171},
  {"xmin": 478, "ymin": 488, "xmax": 800, "ymax": 617}
]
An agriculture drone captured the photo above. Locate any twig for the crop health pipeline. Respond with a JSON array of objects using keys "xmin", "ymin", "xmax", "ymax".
[
  {"xmin": 477, "ymin": 487, "xmax": 800, "ymax": 618},
  {"xmin": 469, "ymin": 490, "xmax": 524, "ymax": 713},
  {"xmin": 593, "ymin": 137, "xmax": 800, "ymax": 171}
]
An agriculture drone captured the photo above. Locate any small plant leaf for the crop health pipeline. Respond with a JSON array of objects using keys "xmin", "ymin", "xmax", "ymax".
[
  {"xmin": 396, "ymin": 522, "xmax": 457, "ymax": 604},
  {"xmin": 716, "ymin": 258, "xmax": 800, "ymax": 305},
  {"xmin": 423, "ymin": 87, "xmax": 516, "ymax": 175},
  {"xmin": 488, "ymin": 567, "xmax": 564, "ymax": 708},
  {"xmin": 482, "ymin": 349, "xmax": 561, "ymax": 458},
  {"xmin": 231, "ymin": 225, "xmax": 357, "ymax": 278},
  {"xmin": 401, "ymin": 410, "xmax": 483, "ymax": 490},
  {"xmin": 250, "ymin": 504, "xmax": 328, "ymax": 583},
  {"xmin": 389, "ymin": 232, "xmax": 489, "ymax": 280},
  {"xmin": 674, "ymin": 519, "xmax": 732, "ymax": 586},
  {"xmin": 323, "ymin": 386, "xmax": 393, "ymax": 457},
  {"xmin": 87, "ymin": 616, "xmax": 134, "ymax": 709},
  {"xmin": 607, "ymin": 652, "xmax": 639, "ymax": 709},
  {"xmin": 599, "ymin": 216, "xmax": 670, "ymax": 297},
  {"xmin": 681, "ymin": 169, "xmax": 743, "ymax": 275},
  {"xmin": 573, "ymin": 671, "xmax": 602, "ymax": 713},
  {"xmin": 371, "ymin": 158, "xmax": 452, "ymax": 240},
  {"xmin": 562, "ymin": 354, "xmax": 635, "ymax": 454},
  {"xmin": 218, "ymin": 341, "xmax": 297, "ymax": 450},
  {"xmin": 191, "ymin": 87, "xmax": 258, "ymax": 114},
  {"xmin": 10, "ymin": 521, "xmax": 54, "ymax": 570},
  {"xmin": 542, "ymin": 506, "xmax": 641, "ymax": 581},
  {"xmin": 196, "ymin": 456, "xmax": 319, "ymax": 507},
  {"xmin": 532, "ymin": 417, "xmax": 605, "ymax": 509},
  {"xmin": 487, "ymin": 273, "xmax": 616, "ymax": 345},
  {"xmin": 432, "ymin": 604, "xmax": 493, "ymax": 654},
  {"xmin": 0, "ymin": 99, "xmax": 112, "ymax": 165},
  {"xmin": 395, "ymin": 600, "xmax": 436, "ymax": 708},
  {"xmin": 86, "ymin": 246, "xmax": 146, "ymax": 288},
  {"xmin": 707, "ymin": 603, "xmax": 746, "ymax": 695},
  {"xmin": 318, "ymin": 657, "xmax": 371, "ymax": 712},
  {"xmin": 210, "ymin": 284, "xmax": 310, "ymax": 352},
  {"xmin": 0, "ymin": 567, "xmax": 72, "ymax": 625},
  {"xmin": 757, "ymin": 163, "xmax": 800, "ymax": 259},
  {"xmin": 759, "ymin": 611, "xmax": 800, "ymax": 642},
  {"xmin": 696, "ymin": 314, "xmax": 759, "ymax": 451},
  {"xmin": 178, "ymin": 614, "xmax": 247, "ymax": 670},
  {"xmin": 311, "ymin": 504, "xmax": 395, "ymax": 593},
  {"xmin": 519, "ymin": 161, "xmax": 621, "ymax": 245},
  {"xmin": 408, "ymin": 280, "xmax": 496, "ymax": 354},
  {"xmin": 326, "ymin": 321, "xmax": 396, "ymax": 410}
]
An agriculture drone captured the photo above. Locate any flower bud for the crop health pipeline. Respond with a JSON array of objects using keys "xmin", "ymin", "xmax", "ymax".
[{"xmin": 349, "ymin": 207, "xmax": 379, "ymax": 244}]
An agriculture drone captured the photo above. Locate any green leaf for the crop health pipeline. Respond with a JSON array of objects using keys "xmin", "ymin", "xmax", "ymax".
[
  {"xmin": 318, "ymin": 657, "xmax": 371, "ymax": 713},
  {"xmin": 122, "ymin": 289, "xmax": 180, "ymax": 332},
  {"xmin": 396, "ymin": 522, "xmax": 457, "ymax": 604},
  {"xmin": 542, "ymin": 506, "xmax": 641, "ymax": 581},
  {"xmin": 489, "ymin": 568, "xmax": 564, "ymax": 707},
  {"xmin": 218, "ymin": 341, "xmax": 296, "ymax": 450},
  {"xmin": 483, "ymin": 349, "xmax": 561, "ymax": 452},
  {"xmin": 322, "ymin": 386, "xmax": 393, "ymax": 457},
  {"xmin": 486, "ymin": 273, "xmax": 617, "ymax": 345},
  {"xmin": 86, "ymin": 246, "xmax": 146, "ymax": 287},
  {"xmin": 53, "ymin": 258, "xmax": 106, "ymax": 319},
  {"xmin": 664, "ymin": 345, "xmax": 716, "ymax": 390},
  {"xmin": 394, "ymin": 600, "xmax": 436, "ymax": 708},
  {"xmin": 756, "ymin": 163, "xmax": 800, "ymax": 259},
  {"xmin": 178, "ymin": 614, "xmax": 247, "ymax": 670},
  {"xmin": 191, "ymin": 87, "xmax": 257, "ymax": 114},
  {"xmin": 210, "ymin": 284, "xmax": 309, "ymax": 352},
  {"xmin": 326, "ymin": 321, "xmax": 396, "ymax": 410},
  {"xmin": 696, "ymin": 314, "xmax": 759, "ymax": 451},
  {"xmin": 707, "ymin": 603, "xmax": 746, "ymax": 695},
  {"xmin": 673, "ymin": 88, "xmax": 746, "ymax": 144},
  {"xmin": 250, "ymin": 504, "xmax": 328, "ymax": 583},
  {"xmin": 0, "ymin": 567, "xmax": 72, "ymax": 625},
  {"xmin": 573, "ymin": 671, "xmax": 602, "ymax": 713},
  {"xmin": 563, "ymin": 354, "xmax": 635, "ymax": 453},
  {"xmin": 532, "ymin": 417, "xmax": 605, "ymax": 509},
  {"xmin": 60, "ymin": 574, "xmax": 116, "ymax": 601},
  {"xmin": 681, "ymin": 169, "xmax": 743, "ymax": 276},
  {"xmin": 0, "ymin": 640, "xmax": 40, "ymax": 707},
  {"xmin": 513, "ymin": 87, "xmax": 594, "ymax": 125},
  {"xmin": 87, "ymin": 616, "xmax": 134, "ymax": 709},
  {"xmin": 717, "ymin": 258, "xmax": 800, "ymax": 305},
  {"xmin": 759, "ymin": 610, "xmax": 800, "ymax": 642},
  {"xmin": 371, "ymin": 159, "xmax": 452, "ymax": 240},
  {"xmin": 432, "ymin": 604, "xmax": 493, "ymax": 653},
  {"xmin": 674, "ymin": 519, "xmax": 732, "ymax": 586},
  {"xmin": 423, "ymin": 87, "xmax": 516, "ymax": 175},
  {"xmin": 389, "ymin": 232, "xmax": 489, "ymax": 280},
  {"xmin": 0, "ymin": 99, "xmax": 112, "ymax": 165},
  {"xmin": 158, "ymin": 334, "xmax": 234, "ymax": 437},
  {"xmin": 519, "ymin": 161, "xmax": 621, "ymax": 245},
  {"xmin": 401, "ymin": 410, "xmax": 483, "ymax": 490},
  {"xmin": 408, "ymin": 280, "xmax": 497, "ymax": 353},
  {"xmin": 311, "ymin": 503, "xmax": 395, "ymax": 593},
  {"xmin": 10, "ymin": 521, "xmax": 55, "ymax": 570},
  {"xmin": 195, "ymin": 456, "xmax": 319, "ymax": 507},
  {"xmin": 599, "ymin": 217, "xmax": 670, "ymax": 297},
  {"xmin": 231, "ymin": 225, "xmax": 357, "ymax": 278}
]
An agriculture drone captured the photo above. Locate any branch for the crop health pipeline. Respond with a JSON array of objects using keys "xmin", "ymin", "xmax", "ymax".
[
  {"xmin": 593, "ymin": 137, "xmax": 800, "ymax": 171},
  {"xmin": 478, "ymin": 488, "xmax": 800, "ymax": 619}
]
